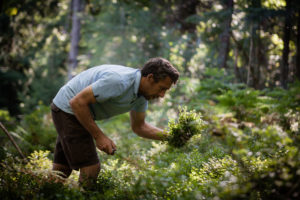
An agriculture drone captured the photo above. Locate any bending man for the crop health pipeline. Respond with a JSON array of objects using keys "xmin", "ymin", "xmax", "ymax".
[{"xmin": 51, "ymin": 57, "xmax": 179, "ymax": 187}]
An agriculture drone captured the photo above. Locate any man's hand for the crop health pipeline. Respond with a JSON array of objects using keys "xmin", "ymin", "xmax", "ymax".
[{"xmin": 95, "ymin": 135, "xmax": 117, "ymax": 155}]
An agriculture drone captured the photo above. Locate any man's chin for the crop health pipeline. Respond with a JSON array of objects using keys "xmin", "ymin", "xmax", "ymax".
[
  {"xmin": 150, "ymin": 96, "xmax": 159, "ymax": 101},
  {"xmin": 145, "ymin": 96, "xmax": 154, "ymax": 100},
  {"xmin": 143, "ymin": 95, "xmax": 159, "ymax": 100}
]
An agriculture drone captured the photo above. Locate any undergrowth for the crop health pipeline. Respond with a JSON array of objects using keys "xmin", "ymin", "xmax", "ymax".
[{"xmin": 1, "ymin": 73, "xmax": 300, "ymax": 199}]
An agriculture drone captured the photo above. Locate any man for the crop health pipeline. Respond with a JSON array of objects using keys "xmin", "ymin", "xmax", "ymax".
[{"xmin": 51, "ymin": 57, "xmax": 179, "ymax": 187}]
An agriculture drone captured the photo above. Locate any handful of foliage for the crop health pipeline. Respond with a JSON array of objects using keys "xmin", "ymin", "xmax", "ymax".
[{"xmin": 165, "ymin": 107, "xmax": 206, "ymax": 147}]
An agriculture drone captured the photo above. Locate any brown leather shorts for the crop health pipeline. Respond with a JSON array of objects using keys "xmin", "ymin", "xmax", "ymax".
[{"xmin": 51, "ymin": 103, "xmax": 99, "ymax": 170}]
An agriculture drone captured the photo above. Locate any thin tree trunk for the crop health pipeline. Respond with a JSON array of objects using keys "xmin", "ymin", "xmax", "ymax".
[
  {"xmin": 247, "ymin": 22, "xmax": 260, "ymax": 88},
  {"xmin": 231, "ymin": 32, "xmax": 249, "ymax": 84},
  {"xmin": 247, "ymin": 0, "xmax": 261, "ymax": 89},
  {"xmin": 218, "ymin": 0, "xmax": 234, "ymax": 69},
  {"xmin": 247, "ymin": 23, "xmax": 254, "ymax": 86},
  {"xmin": 68, "ymin": 0, "xmax": 83, "ymax": 80},
  {"xmin": 281, "ymin": 0, "xmax": 291, "ymax": 89},
  {"xmin": 0, "ymin": 122, "xmax": 26, "ymax": 160},
  {"xmin": 234, "ymin": 47, "xmax": 241, "ymax": 83},
  {"xmin": 296, "ymin": 6, "xmax": 300, "ymax": 80},
  {"xmin": 183, "ymin": 35, "xmax": 197, "ymax": 76},
  {"xmin": 176, "ymin": 0, "xmax": 199, "ymax": 76}
]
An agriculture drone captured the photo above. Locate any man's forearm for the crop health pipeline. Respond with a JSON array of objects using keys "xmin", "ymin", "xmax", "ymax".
[
  {"xmin": 70, "ymin": 101, "xmax": 104, "ymax": 140},
  {"xmin": 134, "ymin": 122, "xmax": 167, "ymax": 141}
]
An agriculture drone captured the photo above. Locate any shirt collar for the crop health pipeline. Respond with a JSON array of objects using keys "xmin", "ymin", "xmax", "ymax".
[{"xmin": 133, "ymin": 70, "xmax": 141, "ymax": 97}]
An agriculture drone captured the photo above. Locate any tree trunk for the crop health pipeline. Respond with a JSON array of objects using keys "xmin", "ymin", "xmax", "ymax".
[
  {"xmin": 68, "ymin": 0, "xmax": 84, "ymax": 80},
  {"xmin": 218, "ymin": 0, "xmax": 234, "ymax": 69},
  {"xmin": 247, "ymin": 21, "xmax": 260, "ymax": 88},
  {"xmin": 234, "ymin": 47, "xmax": 242, "ymax": 83},
  {"xmin": 176, "ymin": 0, "xmax": 199, "ymax": 76},
  {"xmin": 296, "ymin": 6, "xmax": 300, "ymax": 80},
  {"xmin": 247, "ymin": 23, "xmax": 255, "ymax": 86},
  {"xmin": 281, "ymin": 0, "xmax": 291, "ymax": 89},
  {"xmin": 247, "ymin": 0, "xmax": 261, "ymax": 89},
  {"xmin": 176, "ymin": 0, "xmax": 199, "ymax": 34}
]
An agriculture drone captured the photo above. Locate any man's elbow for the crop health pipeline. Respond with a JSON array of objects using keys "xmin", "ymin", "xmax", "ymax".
[
  {"xmin": 131, "ymin": 125, "xmax": 139, "ymax": 134},
  {"xmin": 69, "ymin": 98, "xmax": 82, "ymax": 110},
  {"xmin": 131, "ymin": 125, "xmax": 144, "ymax": 136},
  {"xmin": 69, "ymin": 98, "xmax": 76, "ymax": 108}
]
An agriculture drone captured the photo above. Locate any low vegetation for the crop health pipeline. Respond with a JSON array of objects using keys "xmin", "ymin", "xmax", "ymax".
[{"xmin": 1, "ymin": 72, "xmax": 300, "ymax": 199}]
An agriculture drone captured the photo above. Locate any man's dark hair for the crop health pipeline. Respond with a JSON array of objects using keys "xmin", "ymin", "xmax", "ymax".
[{"xmin": 141, "ymin": 57, "xmax": 179, "ymax": 84}]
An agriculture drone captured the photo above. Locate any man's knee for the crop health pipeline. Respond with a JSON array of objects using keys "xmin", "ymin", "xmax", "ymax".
[
  {"xmin": 79, "ymin": 162, "xmax": 101, "ymax": 189},
  {"xmin": 53, "ymin": 163, "xmax": 72, "ymax": 178},
  {"xmin": 80, "ymin": 162, "xmax": 101, "ymax": 179}
]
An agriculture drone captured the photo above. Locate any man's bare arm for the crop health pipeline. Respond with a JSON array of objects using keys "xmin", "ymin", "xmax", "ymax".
[
  {"xmin": 69, "ymin": 86, "xmax": 116, "ymax": 154},
  {"xmin": 130, "ymin": 110, "xmax": 167, "ymax": 141}
]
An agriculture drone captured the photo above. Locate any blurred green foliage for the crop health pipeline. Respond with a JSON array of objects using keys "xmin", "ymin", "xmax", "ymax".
[
  {"xmin": 0, "ymin": 103, "xmax": 56, "ymax": 157},
  {"xmin": 2, "ymin": 0, "xmax": 300, "ymax": 116},
  {"xmin": 20, "ymin": 103, "xmax": 57, "ymax": 153},
  {"xmin": 0, "ymin": 0, "xmax": 68, "ymax": 114}
]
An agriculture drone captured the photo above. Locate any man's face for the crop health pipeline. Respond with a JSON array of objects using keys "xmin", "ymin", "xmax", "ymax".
[{"xmin": 142, "ymin": 75, "xmax": 173, "ymax": 100}]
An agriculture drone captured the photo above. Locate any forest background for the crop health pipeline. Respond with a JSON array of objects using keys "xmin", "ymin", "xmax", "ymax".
[{"xmin": 1, "ymin": 0, "xmax": 300, "ymax": 199}]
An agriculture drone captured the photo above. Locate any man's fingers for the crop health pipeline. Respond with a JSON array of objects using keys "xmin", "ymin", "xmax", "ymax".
[
  {"xmin": 96, "ymin": 138, "xmax": 116, "ymax": 155},
  {"xmin": 97, "ymin": 143, "xmax": 109, "ymax": 154},
  {"xmin": 112, "ymin": 142, "xmax": 117, "ymax": 150},
  {"xmin": 97, "ymin": 144, "xmax": 104, "ymax": 151},
  {"xmin": 109, "ymin": 142, "xmax": 117, "ymax": 155},
  {"xmin": 106, "ymin": 144, "xmax": 113, "ymax": 155},
  {"xmin": 112, "ymin": 145, "xmax": 116, "ymax": 155}
]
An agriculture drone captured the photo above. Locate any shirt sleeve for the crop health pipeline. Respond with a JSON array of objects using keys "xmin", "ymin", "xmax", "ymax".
[
  {"xmin": 91, "ymin": 72, "xmax": 124, "ymax": 102},
  {"xmin": 132, "ymin": 97, "xmax": 148, "ymax": 112}
]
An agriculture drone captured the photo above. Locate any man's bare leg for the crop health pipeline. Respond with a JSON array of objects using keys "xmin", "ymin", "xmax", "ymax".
[
  {"xmin": 53, "ymin": 163, "xmax": 72, "ymax": 178},
  {"xmin": 79, "ymin": 162, "xmax": 101, "ymax": 189}
]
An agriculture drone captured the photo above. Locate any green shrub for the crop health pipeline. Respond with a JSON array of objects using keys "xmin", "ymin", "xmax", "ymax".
[
  {"xmin": 16, "ymin": 102, "xmax": 57, "ymax": 154},
  {"xmin": 0, "ymin": 151, "xmax": 81, "ymax": 200},
  {"xmin": 264, "ymin": 81, "xmax": 300, "ymax": 132},
  {"xmin": 265, "ymin": 81, "xmax": 300, "ymax": 114},
  {"xmin": 166, "ymin": 107, "xmax": 206, "ymax": 147},
  {"xmin": 216, "ymin": 88, "xmax": 268, "ymax": 123}
]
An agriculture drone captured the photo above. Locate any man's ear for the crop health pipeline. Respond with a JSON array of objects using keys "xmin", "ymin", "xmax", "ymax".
[{"xmin": 147, "ymin": 73, "xmax": 154, "ymax": 82}]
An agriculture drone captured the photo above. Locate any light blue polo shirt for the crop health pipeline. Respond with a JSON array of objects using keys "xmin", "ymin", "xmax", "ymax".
[{"xmin": 52, "ymin": 65, "xmax": 148, "ymax": 120}]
